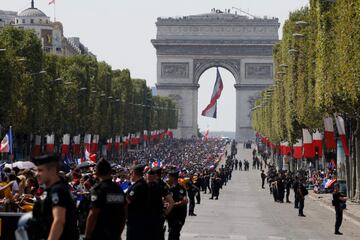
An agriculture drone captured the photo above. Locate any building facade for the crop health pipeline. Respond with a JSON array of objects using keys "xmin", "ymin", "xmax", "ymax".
[
  {"xmin": 0, "ymin": 0, "xmax": 95, "ymax": 57},
  {"xmin": 152, "ymin": 10, "xmax": 280, "ymax": 141}
]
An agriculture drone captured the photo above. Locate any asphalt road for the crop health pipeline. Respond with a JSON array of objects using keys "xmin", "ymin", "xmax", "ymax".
[{"xmin": 178, "ymin": 144, "xmax": 360, "ymax": 240}]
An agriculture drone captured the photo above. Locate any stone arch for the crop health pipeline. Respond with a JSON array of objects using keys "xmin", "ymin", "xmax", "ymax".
[
  {"xmin": 152, "ymin": 12, "xmax": 280, "ymax": 140},
  {"xmin": 193, "ymin": 59, "xmax": 241, "ymax": 84}
]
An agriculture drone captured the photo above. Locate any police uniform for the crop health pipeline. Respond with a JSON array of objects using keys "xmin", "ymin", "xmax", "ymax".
[
  {"xmin": 32, "ymin": 180, "xmax": 78, "ymax": 240},
  {"xmin": 167, "ymin": 173, "xmax": 187, "ymax": 240},
  {"xmin": 147, "ymin": 168, "xmax": 170, "ymax": 240},
  {"xmin": 126, "ymin": 175, "xmax": 149, "ymax": 240},
  {"xmin": 30, "ymin": 155, "xmax": 78, "ymax": 240},
  {"xmin": 89, "ymin": 179, "xmax": 126, "ymax": 240}
]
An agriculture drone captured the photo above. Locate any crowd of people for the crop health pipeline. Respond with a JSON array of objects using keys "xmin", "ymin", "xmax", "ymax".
[{"xmin": 0, "ymin": 138, "xmax": 240, "ymax": 240}]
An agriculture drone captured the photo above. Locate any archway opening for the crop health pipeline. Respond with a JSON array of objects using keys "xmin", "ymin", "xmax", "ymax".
[{"xmin": 198, "ymin": 67, "xmax": 236, "ymax": 138}]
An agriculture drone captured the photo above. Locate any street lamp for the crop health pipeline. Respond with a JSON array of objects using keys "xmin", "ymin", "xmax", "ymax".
[
  {"xmin": 52, "ymin": 78, "xmax": 63, "ymax": 84},
  {"xmin": 293, "ymin": 33, "xmax": 304, "ymax": 38},
  {"xmin": 288, "ymin": 49, "xmax": 298, "ymax": 54},
  {"xmin": 30, "ymin": 70, "xmax": 46, "ymax": 76},
  {"xmin": 295, "ymin": 21, "xmax": 308, "ymax": 27}
]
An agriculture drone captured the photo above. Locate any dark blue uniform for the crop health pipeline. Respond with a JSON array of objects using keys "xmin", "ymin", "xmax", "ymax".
[
  {"xmin": 89, "ymin": 179, "xmax": 126, "ymax": 240},
  {"xmin": 126, "ymin": 178, "xmax": 149, "ymax": 240},
  {"xmin": 31, "ymin": 180, "xmax": 79, "ymax": 240},
  {"xmin": 167, "ymin": 184, "xmax": 187, "ymax": 240}
]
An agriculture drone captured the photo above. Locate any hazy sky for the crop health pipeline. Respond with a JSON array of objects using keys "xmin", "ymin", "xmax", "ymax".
[{"xmin": 3, "ymin": 0, "xmax": 309, "ymax": 132}]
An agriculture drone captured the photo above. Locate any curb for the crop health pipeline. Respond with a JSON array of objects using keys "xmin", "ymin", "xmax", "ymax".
[{"xmin": 308, "ymin": 193, "xmax": 360, "ymax": 227}]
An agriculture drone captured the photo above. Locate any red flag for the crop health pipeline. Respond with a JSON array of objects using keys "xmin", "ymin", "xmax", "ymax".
[
  {"xmin": 166, "ymin": 130, "xmax": 173, "ymax": 138},
  {"xmin": 312, "ymin": 130, "xmax": 323, "ymax": 158},
  {"xmin": 293, "ymin": 139, "xmax": 303, "ymax": 159},
  {"xmin": 324, "ymin": 117, "xmax": 336, "ymax": 150},
  {"xmin": 334, "ymin": 114, "xmax": 350, "ymax": 157},
  {"xmin": 302, "ymin": 129, "xmax": 315, "ymax": 158}
]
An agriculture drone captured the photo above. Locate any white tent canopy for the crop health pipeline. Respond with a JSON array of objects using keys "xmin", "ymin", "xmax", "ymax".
[{"xmin": 5, "ymin": 161, "xmax": 36, "ymax": 170}]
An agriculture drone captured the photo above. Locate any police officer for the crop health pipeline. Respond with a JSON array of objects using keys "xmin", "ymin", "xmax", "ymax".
[
  {"xmin": 126, "ymin": 164, "xmax": 150, "ymax": 240},
  {"xmin": 333, "ymin": 183, "xmax": 347, "ymax": 235},
  {"xmin": 84, "ymin": 158, "xmax": 126, "ymax": 240},
  {"xmin": 261, "ymin": 170, "xmax": 266, "ymax": 189},
  {"xmin": 31, "ymin": 155, "xmax": 78, "ymax": 240},
  {"xmin": 297, "ymin": 180, "xmax": 308, "ymax": 217},
  {"xmin": 166, "ymin": 170, "xmax": 188, "ymax": 240},
  {"xmin": 146, "ymin": 167, "xmax": 174, "ymax": 240}
]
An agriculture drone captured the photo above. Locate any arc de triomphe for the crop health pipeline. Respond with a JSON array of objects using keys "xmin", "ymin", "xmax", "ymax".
[{"xmin": 152, "ymin": 11, "xmax": 280, "ymax": 141}]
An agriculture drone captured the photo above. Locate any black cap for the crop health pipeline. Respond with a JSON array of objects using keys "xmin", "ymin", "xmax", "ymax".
[
  {"xmin": 153, "ymin": 166, "xmax": 162, "ymax": 176},
  {"xmin": 147, "ymin": 168, "xmax": 157, "ymax": 175},
  {"xmin": 32, "ymin": 155, "xmax": 59, "ymax": 166},
  {"xmin": 96, "ymin": 158, "xmax": 111, "ymax": 176},
  {"xmin": 132, "ymin": 164, "xmax": 145, "ymax": 174},
  {"xmin": 168, "ymin": 170, "xmax": 179, "ymax": 178}
]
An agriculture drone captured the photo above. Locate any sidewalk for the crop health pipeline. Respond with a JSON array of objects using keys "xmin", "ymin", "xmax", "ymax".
[{"xmin": 308, "ymin": 191, "xmax": 360, "ymax": 226}]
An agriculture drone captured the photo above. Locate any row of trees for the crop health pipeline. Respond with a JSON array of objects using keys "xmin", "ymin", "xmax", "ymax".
[
  {"xmin": 0, "ymin": 27, "xmax": 178, "ymax": 149},
  {"xmin": 252, "ymin": 0, "xmax": 360, "ymax": 200}
]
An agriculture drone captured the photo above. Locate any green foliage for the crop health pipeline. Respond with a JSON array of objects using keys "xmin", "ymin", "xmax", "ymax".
[
  {"xmin": 0, "ymin": 27, "xmax": 177, "ymax": 141},
  {"xmin": 252, "ymin": 0, "xmax": 360, "ymax": 144}
]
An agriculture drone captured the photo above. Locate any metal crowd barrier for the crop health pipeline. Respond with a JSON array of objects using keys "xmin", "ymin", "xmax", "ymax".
[{"xmin": 0, "ymin": 212, "xmax": 24, "ymax": 240}]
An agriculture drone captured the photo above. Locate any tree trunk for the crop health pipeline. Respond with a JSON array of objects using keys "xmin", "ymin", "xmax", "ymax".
[
  {"xmin": 345, "ymin": 155, "xmax": 351, "ymax": 197},
  {"xmin": 355, "ymin": 119, "xmax": 360, "ymax": 201}
]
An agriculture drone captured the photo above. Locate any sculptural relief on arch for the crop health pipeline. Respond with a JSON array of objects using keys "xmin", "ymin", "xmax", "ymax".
[{"xmin": 152, "ymin": 11, "xmax": 280, "ymax": 141}]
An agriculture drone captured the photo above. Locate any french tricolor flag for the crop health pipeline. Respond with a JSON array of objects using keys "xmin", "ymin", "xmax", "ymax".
[
  {"xmin": 73, "ymin": 134, "xmax": 81, "ymax": 156},
  {"xmin": 84, "ymin": 134, "xmax": 91, "ymax": 152},
  {"xmin": 201, "ymin": 68, "xmax": 223, "ymax": 118},
  {"xmin": 91, "ymin": 134, "xmax": 99, "ymax": 153},
  {"xmin": 312, "ymin": 130, "xmax": 323, "ymax": 158},
  {"xmin": 293, "ymin": 139, "xmax": 303, "ymax": 159},
  {"xmin": 302, "ymin": 129, "xmax": 315, "ymax": 158},
  {"xmin": 334, "ymin": 114, "xmax": 350, "ymax": 157},
  {"xmin": 46, "ymin": 134, "xmax": 55, "ymax": 154},
  {"xmin": 33, "ymin": 135, "xmax": 41, "ymax": 157},
  {"xmin": 114, "ymin": 136, "xmax": 121, "ymax": 152},
  {"xmin": 61, "ymin": 134, "xmax": 70, "ymax": 155},
  {"xmin": 324, "ymin": 117, "xmax": 336, "ymax": 150},
  {"xmin": 0, "ymin": 127, "xmax": 13, "ymax": 154}
]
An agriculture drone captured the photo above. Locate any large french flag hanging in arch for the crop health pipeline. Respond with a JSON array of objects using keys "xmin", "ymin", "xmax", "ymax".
[{"xmin": 201, "ymin": 68, "xmax": 224, "ymax": 118}]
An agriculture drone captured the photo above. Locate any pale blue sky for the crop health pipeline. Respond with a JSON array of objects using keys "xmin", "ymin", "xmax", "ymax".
[{"xmin": 3, "ymin": 0, "xmax": 309, "ymax": 132}]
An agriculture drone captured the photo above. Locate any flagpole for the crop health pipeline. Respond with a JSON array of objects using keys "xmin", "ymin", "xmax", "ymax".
[{"xmin": 54, "ymin": 2, "xmax": 56, "ymax": 22}]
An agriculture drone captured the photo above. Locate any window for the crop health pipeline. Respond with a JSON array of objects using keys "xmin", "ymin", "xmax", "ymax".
[
  {"xmin": 22, "ymin": 19, "xmax": 25, "ymax": 24},
  {"xmin": 16, "ymin": 19, "xmax": 19, "ymax": 24},
  {"xmin": 30, "ymin": 19, "xmax": 34, "ymax": 24},
  {"xmin": 39, "ymin": 19, "xmax": 42, "ymax": 23}
]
